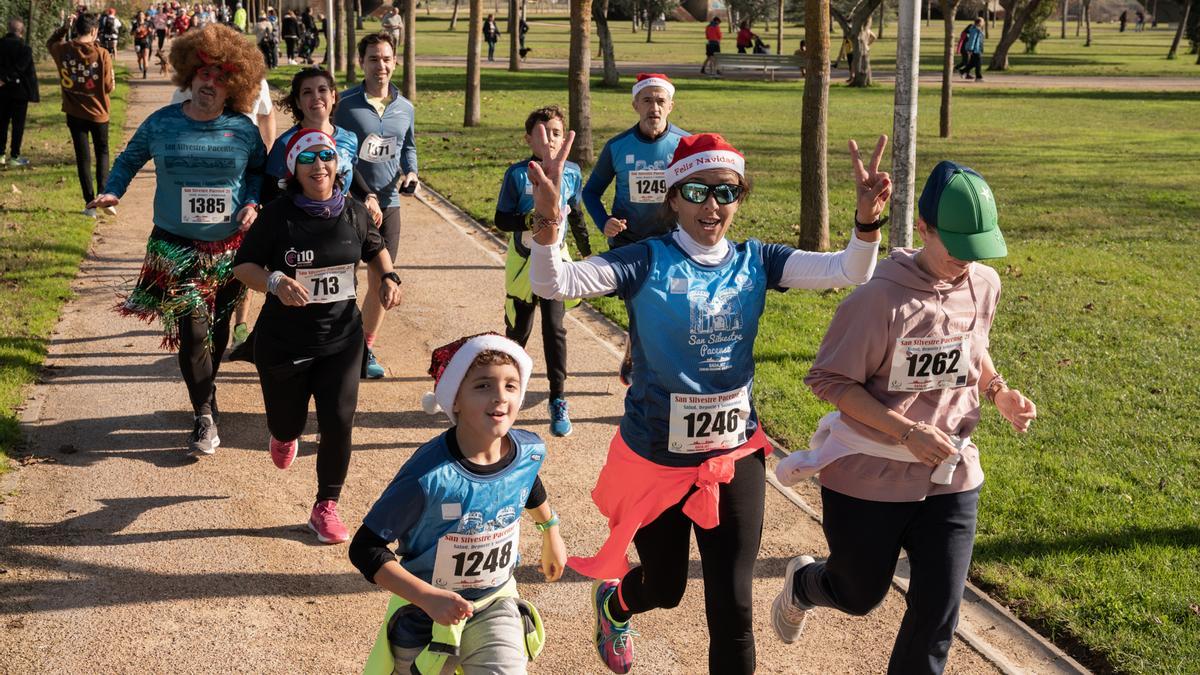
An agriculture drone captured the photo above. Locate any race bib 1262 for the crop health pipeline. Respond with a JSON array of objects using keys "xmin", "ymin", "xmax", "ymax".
[{"xmin": 888, "ymin": 332, "xmax": 972, "ymax": 392}]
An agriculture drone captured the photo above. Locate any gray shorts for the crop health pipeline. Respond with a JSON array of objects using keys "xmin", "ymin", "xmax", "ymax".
[{"xmin": 390, "ymin": 597, "xmax": 527, "ymax": 675}]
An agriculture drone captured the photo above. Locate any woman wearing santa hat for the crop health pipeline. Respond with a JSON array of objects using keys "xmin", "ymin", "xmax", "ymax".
[
  {"xmin": 233, "ymin": 129, "xmax": 402, "ymax": 544},
  {"xmin": 525, "ymin": 130, "xmax": 892, "ymax": 674}
]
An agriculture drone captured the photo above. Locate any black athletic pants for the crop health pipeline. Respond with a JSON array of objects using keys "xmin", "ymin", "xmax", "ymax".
[
  {"xmin": 284, "ymin": 36, "xmax": 297, "ymax": 59},
  {"xmin": 156, "ymin": 29, "xmax": 166, "ymax": 52},
  {"xmin": 177, "ymin": 281, "xmax": 241, "ymax": 419},
  {"xmin": 66, "ymin": 115, "xmax": 109, "ymax": 204},
  {"xmin": 254, "ymin": 337, "xmax": 363, "ymax": 502},
  {"xmin": 505, "ymin": 295, "xmax": 566, "ymax": 400},
  {"xmin": 794, "ymin": 486, "xmax": 980, "ymax": 675},
  {"xmin": 610, "ymin": 451, "xmax": 766, "ymax": 675},
  {"xmin": 0, "ymin": 98, "xmax": 28, "ymax": 158}
]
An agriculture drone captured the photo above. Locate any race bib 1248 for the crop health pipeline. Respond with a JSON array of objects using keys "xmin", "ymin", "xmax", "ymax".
[{"xmin": 431, "ymin": 520, "xmax": 519, "ymax": 592}]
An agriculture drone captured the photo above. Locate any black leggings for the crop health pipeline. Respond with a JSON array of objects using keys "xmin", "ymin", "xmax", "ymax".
[
  {"xmin": 284, "ymin": 36, "xmax": 297, "ymax": 59},
  {"xmin": 156, "ymin": 29, "xmax": 166, "ymax": 52},
  {"xmin": 254, "ymin": 337, "xmax": 363, "ymax": 502},
  {"xmin": 177, "ymin": 281, "xmax": 241, "ymax": 418},
  {"xmin": 795, "ymin": 486, "xmax": 980, "ymax": 675},
  {"xmin": 66, "ymin": 115, "xmax": 109, "ymax": 204},
  {"xmin": 611, "ymin": 451, "xmax": 765, "ymax": 675},
  {"xmin": 505, "ymin": 295, "xmax": 567, "ymax": 399}
]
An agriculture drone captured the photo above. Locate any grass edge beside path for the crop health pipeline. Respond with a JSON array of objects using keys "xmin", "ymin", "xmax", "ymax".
[{"xmin": 0, "ymin": 67, "xmax": 129, "ymax": 475}]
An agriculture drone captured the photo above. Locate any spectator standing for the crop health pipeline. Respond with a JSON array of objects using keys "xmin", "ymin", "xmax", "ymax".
[
  {"xmin": 736, "ymin": 21, "xmax": 753, "ymax": 54},
  {"xmin": 47, "ymin": 12, "xmax": 114, "ymax": 217},
  {"xmin": 1, "ymin": 18, "xmax": 39, "ymax": 170},
  {"xmin": 483, "ymin": 13, "xmax": 499, "ymax": 62},
  {"xmin": 1118, "ymin": 10, "xmax": 1128, "ymax": 32},
  {"xmin": 256, "ymin": 13, "xmax": 278, "ymax": 69},
  {"xmin": 233, "ymin": 2, "xmax": 247, "ymax": 32},
  {"xmin": 701, "ymin": 17, "xmax": 721, "ymax": 75},
  {"xmin": 1135, "ymin": 10, "xmax": 1145, "ymax": 31},
  {"xmin": 281, "ymin": 9, "xmax": 299, "ymax": 64},
  {"xmin": 519, "ymin": 15, "xmax": 528, "ymax": 49},
  {"xmin": 299, "ymin": 8, "xmax": 318, "ymax": 64},
  {"xmin": 382, "ymin": 7, "xmax": 403, "ymax": 51}
]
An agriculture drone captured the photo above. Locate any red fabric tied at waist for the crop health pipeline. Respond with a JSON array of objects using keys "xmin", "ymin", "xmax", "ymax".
[{"xmin": 567, "ymin": 427, "xmax": 771, "ymax": 580}]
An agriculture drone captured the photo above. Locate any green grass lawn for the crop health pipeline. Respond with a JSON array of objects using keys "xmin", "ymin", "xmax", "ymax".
[
  {"xmin": 281, "ymin": 66, "xmax": 1197, "ymax": 671},
  {"xmin": 337, "ymin": 13, "xmax": 1200, "ymax": 78},
  {"xmin": 0, "ymin": 68, "xmax": 129, "ymax": 473}
]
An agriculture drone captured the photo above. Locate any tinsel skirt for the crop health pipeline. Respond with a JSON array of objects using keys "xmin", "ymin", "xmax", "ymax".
[{"xmin": 117, "ymin": 226, "xmax": 246, "ymax": 351}]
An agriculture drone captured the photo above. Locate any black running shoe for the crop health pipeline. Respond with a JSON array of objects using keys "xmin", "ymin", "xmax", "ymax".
[{"xmin": 188, "ymin": 415, "xmax": 220, "ymax": 457}]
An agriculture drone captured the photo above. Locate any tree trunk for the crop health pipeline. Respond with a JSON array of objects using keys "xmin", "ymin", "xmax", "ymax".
[
  {"xmin": 800, "ymin": 0, "xmax": 830, "ymax": 251},
  {"xmin": 645, "ymin": 8, "xmax": 653, "ymax": 42},
  {"xmin": 850, "ymin": 25, "xmax": 874, "ymax": 86},
  {"xmin": 509, "ymin": 0, "xmax": 521, "ymax": 70},
  {"xmin": 568, "ymin": 0, "xmax": 594, "ymax": 165},
  {"xmin": 334, "ymin": 0, "xmax": 345, "ymax": 77},
  {"xmin": 594, "ymin": 0, "xmax": 620, "ymax": 86},
  {"xmin": 1167, "ymin": 2, "xmax": 1188, "ymax": 57},
  {"xmin": 940, "ymin": 0, "xmax": 961, "ymax": 138},
  {"xmin": 403, "ymin": 0, "xmax": 416, "ymax": 99},
  {"xmin": 989, "ymin": 0, "xmax": 1049, "ymax": 69},
  {"xmin": 1075, "ymin": 0, "xmax": 1081, "ymax": 36},
  {"xmin": 878, "ymin": 0, "xmax": 885, "ymax": 39},
  {"xmin": 465, "ymin": 0, "xmax": 482, "ymax": 126},
  {"xmin": 356, "ymin": 0, "xmax": 364, "ymax": 29},
  {"xmin": 450, "ymin": 0, "xmax": 461, "ymax": 30},
  {"xmin": 345, "ymin": 0, "xmax": 357, "ymax": 84},
  {"xmin": 1083, "ymin": 0, "xmax": 1091, "ymax": 46},
  {"xmin": 1060, "ymin": 0, "xmax": 1067, "ymax": 39},
  {"xmin": 777, "ymin": 0, "xmax": 785, "ymax": 53}
]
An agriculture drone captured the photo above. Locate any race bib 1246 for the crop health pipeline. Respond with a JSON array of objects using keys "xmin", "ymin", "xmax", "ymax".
[{"xmin": 667, "ymin": 387, "xmax": 750, "ymax": 454}]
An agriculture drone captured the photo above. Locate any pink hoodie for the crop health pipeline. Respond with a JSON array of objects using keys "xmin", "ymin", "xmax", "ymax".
[{"xmin": 804, "ymin": 249, "xmax": 1002, "ymax": 502}]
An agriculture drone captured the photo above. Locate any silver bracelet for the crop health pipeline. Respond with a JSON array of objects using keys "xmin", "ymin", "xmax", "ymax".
[{"xmin": 267, "ymin": 270, "xmax": 286, "ymax": 295}]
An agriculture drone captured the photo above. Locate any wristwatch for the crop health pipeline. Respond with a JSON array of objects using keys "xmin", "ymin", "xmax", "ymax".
[
  {"xmin": 381, "ymin": 271, "xmax": 401, "ymax": 286},
  {"xmin": 854, "ymin": 210, "xmax": 887, "ymax": 233}
]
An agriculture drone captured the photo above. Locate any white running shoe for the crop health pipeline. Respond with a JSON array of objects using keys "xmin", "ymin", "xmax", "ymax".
[
  {"xmin": 82, "ymin": 208, "xmax": 98, "ymax": 218},
  {"xmin": 772, "ymin": 555, "xmax": 816, "ymax": 644},
  {"xmin": 102, "ymin": 205, "xmax": 117, "ymax": 216}
]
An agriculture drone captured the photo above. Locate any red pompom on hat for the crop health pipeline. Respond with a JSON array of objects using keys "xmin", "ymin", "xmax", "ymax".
[
  {"xmin": 284, "ymin": 128, "xmax": 337, "ymax": 180},
  {"xmin": 664, "ymin": 133, "xmax": 745, "ymax": 188},
  {"xmin": 420, "ymin": 332, "xmax": 533, "ymax": 424},
  {"xmin": 632, "ymin": 72, "xmax": 675, "ymax": 99}
]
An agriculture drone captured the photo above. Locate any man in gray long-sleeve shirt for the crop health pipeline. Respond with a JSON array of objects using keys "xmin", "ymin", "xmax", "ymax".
[{"xmin": 333, "ymin": 32, "xmax": 418, "ymax": 379}]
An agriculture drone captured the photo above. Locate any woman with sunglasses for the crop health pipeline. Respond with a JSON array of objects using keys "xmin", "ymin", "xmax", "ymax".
[
  {"xmin": 233, "ymin": 130, "xmax": 402, "ymax": 544},
  {"xmin": 524, "ymin": 131, "xmax": 892, "ymax": 674}
]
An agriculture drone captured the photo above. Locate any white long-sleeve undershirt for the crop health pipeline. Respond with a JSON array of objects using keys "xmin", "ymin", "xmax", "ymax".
[{"xmin": 528, "ymin": 226, "xmax": 880, "ymax": 301}]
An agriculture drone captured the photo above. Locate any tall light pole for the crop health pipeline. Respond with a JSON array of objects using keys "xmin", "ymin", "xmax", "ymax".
[{"xmin": 890, "ymin": 0, "xmax": 921, "ymax": 248}]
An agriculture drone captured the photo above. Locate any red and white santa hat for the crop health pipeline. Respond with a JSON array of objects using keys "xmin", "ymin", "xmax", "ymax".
[
  {"xmin": 420, "ymin": 332, "xmax": 533, "ymax": 424},
  {"xmin": 664, "ymin": 133, "xmax": 745, "ymax": 188},
  {"xmin": 284, "ymin": 128, "xmax": 337, "ymax": 180},
  {"xmin": 632, "ymin": 72, "xmax": 675, "ymax": 99}
]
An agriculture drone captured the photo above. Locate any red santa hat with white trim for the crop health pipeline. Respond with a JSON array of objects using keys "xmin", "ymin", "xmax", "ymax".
[
  {"xmin": 283, "ymin": 128, "xmax": 337, "ymax": 180},
  {"xmin": 632, "ymin": 72, "xmax": 675, "ymax": 99},
  {"xmin": 420, "ymin": 332, "xmax": 534, "ymax": 424},
  {"xmin": 664, "ymin": 133, "xmax": 746, "ymax": 188}
]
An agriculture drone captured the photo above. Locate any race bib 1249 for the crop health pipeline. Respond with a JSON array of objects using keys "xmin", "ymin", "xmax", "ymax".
[{"xmin": 628, "ymin": 169, "xmax": 667, "ymax": 204}]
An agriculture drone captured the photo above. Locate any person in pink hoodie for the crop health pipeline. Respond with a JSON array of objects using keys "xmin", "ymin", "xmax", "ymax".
[{"xmin": 771, "ymin": 160, "xmax": 1037, "ymax": 674}]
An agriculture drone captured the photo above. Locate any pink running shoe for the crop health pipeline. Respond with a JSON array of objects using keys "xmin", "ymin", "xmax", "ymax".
[
  {"xmin": 308, "ymin": 500, "xmax": 350, "ymax": 544},
  {"xmin": 269, "ymin": 436, "xmax": 298, "ymax": 470},
  {"xmin": 592, "ymin": 579, "xmax": 637, "ymax": 674}
]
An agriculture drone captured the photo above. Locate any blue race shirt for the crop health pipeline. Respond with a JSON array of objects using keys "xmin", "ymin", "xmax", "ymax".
[
  {"xmin": 265, "ymin": 124, "xmax": 359, "ymax": 195},
  {"xmin": 497, "ymin": 157, "xmax": 583, "ymax": 254},
  {"xmin": 582, "ymin": 124, "xmax": 689, "ymax": 247},
  {"xmin": 363, "ymin": 429, "xmax": 546, "ymax": 600},
  {"xmin": 602, "ymin": 234, "xmax": 794, "ymax": 466},
  {"xmin": 333, "ymin": 84, "xmax": 417, "ymax": 209},
  {"xmin": 105, "ymin": 104, "xmax": 266, "ymax": 241}
]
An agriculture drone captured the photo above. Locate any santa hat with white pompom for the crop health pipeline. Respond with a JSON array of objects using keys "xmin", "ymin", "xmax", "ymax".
[{"xmin": 421, "ymin": 332, "xmax": 533, "ymax": 424}]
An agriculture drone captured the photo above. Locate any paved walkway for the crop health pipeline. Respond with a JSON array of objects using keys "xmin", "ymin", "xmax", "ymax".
[{"xmin": 2, "ymin": 63, "xmax": 1083, "ymax": 673}]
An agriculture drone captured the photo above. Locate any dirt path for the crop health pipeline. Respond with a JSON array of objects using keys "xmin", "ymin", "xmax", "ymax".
[
  {"xmin": 416, "ymin": 54, "xmax": 1200, "ymax": 90},
  {"xmin": 2, "ymin": 67, "xmax": 1071, "ymax": 673}
]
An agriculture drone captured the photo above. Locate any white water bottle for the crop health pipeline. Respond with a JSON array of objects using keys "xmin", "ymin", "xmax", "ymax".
[{"xmin": 930, "ymin": 436, "xmax": 968, "ymax": 485}]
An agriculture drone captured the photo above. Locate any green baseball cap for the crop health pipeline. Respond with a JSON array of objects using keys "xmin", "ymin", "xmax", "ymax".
[{"xmin": 918, "ymin": 161, "xmax": 1007, "ymax": 261}]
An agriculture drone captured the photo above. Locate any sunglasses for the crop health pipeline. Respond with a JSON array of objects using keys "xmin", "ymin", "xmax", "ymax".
[
  {"xmin": 678, "ymin": 182, "xmax": 743, "ymax": 205},
  {"xmin": 296, "ymin": 148, "xmax": 337, "ymax": 164}
]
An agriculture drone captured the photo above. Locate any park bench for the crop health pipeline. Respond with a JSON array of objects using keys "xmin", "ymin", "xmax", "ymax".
[{"xmin": 714, "ymin": 53, "xmax": 805, "ymax": 80}]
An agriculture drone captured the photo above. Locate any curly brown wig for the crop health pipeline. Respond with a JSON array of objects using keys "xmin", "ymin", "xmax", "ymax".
[{"xmin": 170, "ymin": 24, "xmax": 266, "ymax": 114}]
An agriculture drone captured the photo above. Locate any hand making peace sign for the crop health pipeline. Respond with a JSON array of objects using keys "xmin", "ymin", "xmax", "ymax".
[
  {"xmin": 526, "ymin": 124, "xmax": 577, "ymax": 247},
  {"xmin": 849, "ymin": 134, "xmax": 892, "ymax": 225}
]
